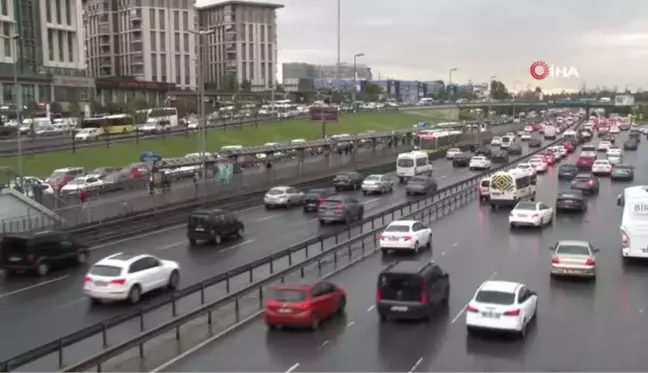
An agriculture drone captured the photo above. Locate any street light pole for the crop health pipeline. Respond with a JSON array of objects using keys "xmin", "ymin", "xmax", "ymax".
[
  {"xmin": 447, "ymin": 67, "xmax": 457, "ymax": 119},
  {"xmin": 488, "ymin": 75, "xmax": 496, "ymax": 121},
  {"xmin": 352, "ymin": 53, "xmax": 364, "ymax": 108},
  {"xmin": 512, "ymin": 80, "xmax": 519, "ymax": 119}
]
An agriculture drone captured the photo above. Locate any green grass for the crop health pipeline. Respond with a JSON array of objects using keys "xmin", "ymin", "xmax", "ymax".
[{"xmin": 0, "ymin": 112, "xmax": 436, "ymax": 177}]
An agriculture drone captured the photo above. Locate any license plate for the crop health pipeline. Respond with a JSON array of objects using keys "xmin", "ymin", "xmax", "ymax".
[
  {"xmin": 194, "ymin": 227, "xmax": 204, "ymax": 231},
  {"xmin": 9, "ymin": 256, "xmax": 21, "ymax": 262},
  {"xmin": 94, "ymin": 281, "xmax": 108, "ymax": 286},
  {"xmin": 389, "ymin": 237, "xmax": 398, "ymax": 241},
  {"xmin": 391, "ymin": 306, "xmax": 408, "ymax": 311},
  {"xmin": 278, "ymin": 308, "xmax": 292, "ymax": 313},
  {"xmin": 482, "ymin": 311, "xmax": 500, "ymax": 318},
  {"xmin": 491, "ymin": 191, "xmax": 501, "ymax": 195},
  {"xmin": 308, "ymin": 203, "xmax": 315, "ymax": 206},
  {"xmin": 517, "ymin": 214, "xmax": 528, "ymax": 217}
]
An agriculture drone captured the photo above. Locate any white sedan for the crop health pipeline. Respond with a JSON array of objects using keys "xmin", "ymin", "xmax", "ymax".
[
  {"xmin": 520, "ymin": 133, "xmax": 532, "ymax": 141},
  {"xmin": 509, "ymin": 200, "xmax": 554, "ymax": 229},
  {"xmin": 597, "ymin": 141, "xmax": 611, "ymax": 151},
  {"xmin": 528, "ymin": 157, "xmax": 548, "ymax": 173},
  {"xmin": 465, "ymin": 280, "xmax": 538, "ymax": 338},
  {"xmin": 516, "ymin": 163, "xmax": 537, "ymax": 178},
  {"xmin": 84, "ymin": 253, "xmax": 180, "ymax": 305},
  {"xmin": 469, "ymin": 156, "xmax": 492, "ymax": 170},
  {"xmin": 490, "ymin": 137, "xmax": 502, "ymax": 146},
  {"xmin": 379, "ymin": 220, "xmax": 432, "ymax": 254},
  {"xmin": 606, "ymin": 147, "xmax": 622, "ymax": 157},
  {"xmin": 60, "ymin": 175, "xmax": 104, "ymax": 194},
  {"xmin": 445, "ymin": 148, "xmax": 462, "ymax": 159},
  {"xmin": 591, "ymin": 159, "xmax": 612, "ymax": 175}
]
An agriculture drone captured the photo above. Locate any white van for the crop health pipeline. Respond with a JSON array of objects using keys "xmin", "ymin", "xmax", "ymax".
[
  {"xmin": 619, "ymin": 186, "xmax": 648, "ymax": 261},
  {"xmin": 488, "ymin": 169, "xmax": 536, "ymax": 208},
  {"xmin": 396, "ymin": 151, "xmax": 433, "ymax": 183},
  {"xmin": 544, "ymin": 126, "xmax": 557, "ymax": 140},
  {"xmin": 221, "ymin": 145, "xmax": 243, "ymax": 152}
]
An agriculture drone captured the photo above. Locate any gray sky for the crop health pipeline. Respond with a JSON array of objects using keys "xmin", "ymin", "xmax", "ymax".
[{"xmin": 196, "ymin": 0, "xmax": 648, "ymax": 93}]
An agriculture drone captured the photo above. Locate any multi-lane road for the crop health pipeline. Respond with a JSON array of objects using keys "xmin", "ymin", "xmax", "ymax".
[
  {"xmin": 153, "ymin": 130, "xmax": 648, "ymax": 372},
  {"xmin": 0, "ymin": 130, "xmax": 538, "ymax": 366}
]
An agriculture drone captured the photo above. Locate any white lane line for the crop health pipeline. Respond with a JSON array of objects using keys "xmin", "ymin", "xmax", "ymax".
[
  {"xmin": 437, "ymin": 175, "xmax": 448, "ymax": 180},
  {"xmin": 367, "ymin": 305, "xmax": 375, "ymax": 312},
  {"xmin": 219, "ymin": 239, "xmax": 255, "ymax": 253},
  {"xmin": 286, "ymin": 363, "xmax": 300, "ymax": 373},
  {"xmin": 89, "ymin": 223, "xmax": 185, "ymax": 251},
  {"xmin": 347, "ymin": 321, "xmax": 355, "ymax": 327},
  {"xmin": 55, "ymin": 296, "xmax": 87, "ymax": 309},
  {"xmin": 451, "ymin": 272, "xmax": 497, "ymax": 324},
  {"xmin": 452, "ymin": 243, "xmax": 458, "ymax": 247},
  {"xmin": 361, "ymin": 198, "xmax": 381, "ymax": 205},
  {"xmin": 0, "ymin": 275, "xmax": 69, "ymax": 300},
  {"xmin": 409, "ymin": 357, "xmax": 424, "ymax": 373},
  {"xmin": 319, "ymin": 340, "xmax": 330, "ymax": 348},
  {"xmin": 156, "ymin": 241, "xmax": 186, "ymax": 251},
  {"xmin": 250, "ymin": 214, "xmax": 280, "ymax": 223}
]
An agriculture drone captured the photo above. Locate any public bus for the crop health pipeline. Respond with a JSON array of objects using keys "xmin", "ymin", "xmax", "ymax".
[
  {"xmin": 413, "ymin": 130, "xmax": 463, "ymax": 155},
  {"xmin": 80, "ymin": 114, "xmax": 138, "ymax": 134},
  {"xmin": 138, "ymin": 107, "xmax": 179, "ymax": 128}
]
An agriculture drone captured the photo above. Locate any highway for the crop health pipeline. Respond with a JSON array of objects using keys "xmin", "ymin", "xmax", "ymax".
[
  {"xmin": 155, "ymin": 130, "xmax": 648, "ymax": 372},
  {"xmin": 0, "ymin": 132, "xmax": 539, "ymax": 365}
]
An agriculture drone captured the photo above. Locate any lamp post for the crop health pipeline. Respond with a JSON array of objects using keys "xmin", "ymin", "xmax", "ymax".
[
  {"xmin": 447, "ymin": 67, "xmax": 457, "ymax": 119},
  {"xmin": 189, "ymin": 28, "xmax": 215, "ymax": 193},
  {"xmin": 352, "ymin": 53, "xmax": 364, "ymax": 108},
  {"xmin": 488, "ymin": 75, "xmax": 496, "ymax": 120},
  {"xmin": 512, "ymin": 80, "xmax": 520, "ymax": 118}
]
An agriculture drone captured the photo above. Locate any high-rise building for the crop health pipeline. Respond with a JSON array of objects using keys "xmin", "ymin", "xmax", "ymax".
[
  {"xmin": 0, "ymin": 0, "xmax": 89, "ymax": 105},
  {"xmin": 84, "ymin": 0, "xmax": 197, "ymax": 104},
  {"xmin": 196, "ymin": 0, "xmax": 283, "ymax": 91}
]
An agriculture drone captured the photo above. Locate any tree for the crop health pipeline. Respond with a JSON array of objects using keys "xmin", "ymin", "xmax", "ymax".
[
  {"xmin": 362, "ymin": 82, "xmax": 382, "ymax": 102},
  {"xmin": 490, "ymin": 80, "xmax": 510, "ymax": 100},
  {"xmin": 240, "ymin": 79, "xmax": 251, "ymax": 92},
  {"xmin": 49, "ymin": 101, "xmax": 63, "ymax": 115}
]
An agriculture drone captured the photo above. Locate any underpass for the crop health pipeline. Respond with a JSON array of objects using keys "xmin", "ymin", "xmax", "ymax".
[{"xmin": 153, "ymin": 131, "xmax": 648, "ymax": 372}]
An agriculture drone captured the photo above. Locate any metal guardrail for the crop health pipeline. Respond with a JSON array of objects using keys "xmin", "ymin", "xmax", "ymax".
[{"xmin": 0, "ymin": 119, "xmax": 582, "ymax": 372}]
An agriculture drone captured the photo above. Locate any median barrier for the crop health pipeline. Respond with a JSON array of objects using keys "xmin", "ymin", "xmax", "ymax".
[{"xmin": 0, "ymin": 119, "xmax": 581, "ymax": 372}]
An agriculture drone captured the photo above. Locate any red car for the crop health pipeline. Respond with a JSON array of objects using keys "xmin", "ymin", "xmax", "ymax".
[
  {"xmin": 563, "ymin": 142, "xmax": 575, "ymax": 153},
  {"xmin": 265, "ymin": 281, "xmax": 346, "ymax": 329},
  {"xmin": 540, "ymin": 152, "xmax": 556, "ymax": 164},
  {"xmin": 576, "ymin": 156, "xmax": 595, "ymax": 170}
]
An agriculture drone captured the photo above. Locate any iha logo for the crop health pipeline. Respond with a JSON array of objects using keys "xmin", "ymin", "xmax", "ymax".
[{"xmin": 529, "ymin": 61, "xmax": 579, "ymax": 80}]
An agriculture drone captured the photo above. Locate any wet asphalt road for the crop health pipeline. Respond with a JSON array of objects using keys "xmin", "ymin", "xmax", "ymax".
[{"xmin": 156, "ymin": 131, "xmax": 648, "ymax": 372}]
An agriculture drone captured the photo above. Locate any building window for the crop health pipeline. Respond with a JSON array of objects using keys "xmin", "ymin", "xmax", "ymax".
[
  {"xmin": 173, "ymin": 11, "xmax": 179, "ymax": 31},
  {"xmin": 182, "ymin": 11, "xmax": 188, "ymax": 31},
  {"xmin": 160, "ymin": 31, "xmax": 166, "ymax": 51},
  {"xmin": 150, "ymin": 9, "xmax": 156, "ymax": 29},
  {"xmin": 58, "ymin": 32, "xmax": 64, "ymax": 61},
  {"xmin": 1, "ymin": 0, "xmax": 7, "ymax": 16},
  {"xmin": 3, "ymin": 84, "xmax": 13, "ymax": 102},
  {"xmin": 183, "ymin": 33, "xmax": 188, "ymax": 52},
  {"xmin": 48, "ymin": 30, "xmax": 54, "ymax": 60},
  {"xmin": 64, "ymin": 0, "xmax": 71, "ymax": 25},
  {"xmin": 159, "ymin": 10, "xmax": 165, "ymax": 29},
  {"xmin": 55, "ymin": 0, "xmax": 62, "ymax": 24},
  {"xmin": 174, "ymin": 33, "xmax": 179, "ymax": 52},
  {"xmin": 38, "ymin": 85, "xmax": 50, "ymax": 102},
  {"xmin": 175, "ymin": 54, "xmax": 180, "ymax": 83},
  {"xmin": 260, "ymin": 44, "xmax": 265, "ymax": 60},
  {"xmin": 151, "ymin": 54, "xmax": 157, "ymax": 77},
  {"xmin": 248, "ymin": 24, "xmax": 253, "ymax": 41},
  {"xmin": 150, "ymin": 31, "xmax": 156, "ymax": 51},
  {"xmin": 248, "ymin": 43, "xmax": 253, "ymax": 60},
  {"xmin": 249, "ymin": 62, "xmax": 253, "ymax": 80},
  {"xmin": 260, "ymin": 25, "xmax": 265, "ymax": 42},
  {"xmin": 67, "ymin": 33, "xmax": 74, "ymax": 62},
  {"xmin": 268, "ymin": 26, "xmax": 273, "ymax": 42}
]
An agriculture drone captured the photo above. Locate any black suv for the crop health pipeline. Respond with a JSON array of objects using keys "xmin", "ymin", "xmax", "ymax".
[
  {"xmin": 376, "ymin": 261, "xmax": 450, "ymax": 321},
  {"xmin": 491, "ymin": 150, "xmax": 509, "ymax": 163},
  {"xmin": 333, "ymin": 171, "xmax": 363, "ymax": 191},
  {"xmin": 302, "ymin": 187, "xmax": 336, "ymax": 212},
  {"xmin": 187, "ymin": 208, "xmax": 244, "ymax": 245},
  {"xmin": 0, "ymin": 231, "xmax": 88, "ymax": 276}
]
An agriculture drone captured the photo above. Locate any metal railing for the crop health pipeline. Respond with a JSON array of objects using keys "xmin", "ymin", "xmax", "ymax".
[{"xmin": 0, "ymin": 120, "xmax": 582, "ymax": 372}]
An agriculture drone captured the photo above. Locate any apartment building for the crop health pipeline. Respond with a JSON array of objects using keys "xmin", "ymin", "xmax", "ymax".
[
  {"xmin": 282, "ymin": 62, "xmax": 373, "ymax": 81},
  {"xmin": 196, "ymin": 0, "xmax": 282, "ymax": 91},
  {"xmin": 84, "ymin": 0, "xmax": 197, "ymax": 105},
  {"xmin": 0, "ymin": 0, "xmax": 89, "ymax": 105}
]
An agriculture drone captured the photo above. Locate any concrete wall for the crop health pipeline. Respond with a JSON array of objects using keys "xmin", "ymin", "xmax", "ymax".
[{"xmin": 0, "ymin": 188, "xmax": 65, "ymax": 234}]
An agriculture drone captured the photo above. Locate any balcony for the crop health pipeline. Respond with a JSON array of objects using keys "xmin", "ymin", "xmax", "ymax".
[
  {"xmin": 131, "ymin": 52, "xmax": 144, "ymax": 65},
  {"xmin": 225, "ymin": 61, "xmax": 236, "ymax": 71},
  {"xmin": 129, "ymin": 9, "xmax": 142, "ymax": 21},
  {"xmin": 225, "ymin": 42, "xmax": 236, "ymax": 51},
  {"xmin": 98, "ymin": 25, "xmax": 110, "ymax": 34},
  {"xmin": 99, "ymin": 36, "xmax": 111, "ymax": 46}
]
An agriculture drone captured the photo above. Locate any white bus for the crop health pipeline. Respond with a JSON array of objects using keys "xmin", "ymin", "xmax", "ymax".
[
  {"xmin": 396, "ymin": 151, "xmax": 433, "ymax": 183},
  {"xmin": 138, "ymin": 107, "xmax": 179, "ymax": 127},
  {"xmin": 619, "ymin": 186, "xmax": 648, "ymax": 261},
  {"xmin": 488, "ymin": 169, "xmax": 536, "ymax": 208}
]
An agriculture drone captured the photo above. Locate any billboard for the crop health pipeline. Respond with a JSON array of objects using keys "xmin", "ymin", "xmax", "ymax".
[
  {"xmin": 310, "ymin": 107, "xmax": 339, "ymax": 122},
  {"xmin": 615, "ymin": 95, "xmax": 635, "ymax": 106}
]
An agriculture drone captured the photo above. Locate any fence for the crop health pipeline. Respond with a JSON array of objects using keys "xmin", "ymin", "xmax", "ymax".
[{"xmin": 0, "ymin": 120, "xmax": 580, "ymax": 372}]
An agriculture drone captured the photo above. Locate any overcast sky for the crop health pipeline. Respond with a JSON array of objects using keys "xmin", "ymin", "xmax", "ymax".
[{"xmin": 196, "ymin": 0, "xmax": 648, "ymax": 93}]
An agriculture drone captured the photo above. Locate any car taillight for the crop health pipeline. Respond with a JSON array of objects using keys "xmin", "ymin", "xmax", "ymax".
[
  {"xmin": 111, "ymin": 278, "xmax": 126, "ymax": 285},
  {"xmin": 316, "ymin": 197, "xmax": 323, "ymax": 204},
  {"xmin": 551, "ymin": 256, "xmax": 561, "ymax": 264},
  {"xmin": 532, "ymin": 214, "xmax": 539, "ymax": 218},
  {"xmin": 621, "ymin": 230, "xmax": 630, "ymax": 247},
  {"xmin": 293, "ymin": 301, "xmax": 313, "ymax": 311},
  {"xmin": 336, "ymin": 204, "xmax": 345, "ymax": 210},
  {"xmin": 26, "ymin": 253, "xmax": 36, "ymax": 263},
  {"xmin": 376, "ymin": 290, "xmax": 382, "ymax": 302},
  {"xmin": 420, "ymin": 285, "xmax": 429, "ymax": 304},
  {"xmin": 588, "ymin": 180, "xmax": 595, "ymax": 186},
  {"xmin": 84, "ymin": 276, "xmax": 92, "ymax": 282},
  {"xmin": 379, "ymin": 234, "xmax": 386, "ymax": 240},
  {"xmin": 584, "ymin": 258, "xmax": 596, "ymax": 266},
  {"xmin": 403, "ymin": 236, "xmax": 413, "ymax": 241},
  {"xmin": 504, "ymin": 309, "xmax": 521, "ymax": 316},
  {"xmin": 466, "ymin": 305, "xmax": 479, "ymax": 313}
]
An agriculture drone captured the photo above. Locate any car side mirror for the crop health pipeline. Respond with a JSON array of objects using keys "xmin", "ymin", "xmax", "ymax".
[
  {"xmin": 593, "ymin": 248, "xmax": 600, "ymax": 253},
  {"xmin": 529, "ymin": 291, "xmax": 537, "ymax": 296},
  {"xmin": 549, "ymin": 245, "xmax": 555, "ymax": 251}
]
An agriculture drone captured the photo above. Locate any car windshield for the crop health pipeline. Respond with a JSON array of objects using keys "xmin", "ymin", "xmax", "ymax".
[
  {"xmin": 379, "ymin": 274, "xmax": 422, "ymax": 301},
  {"xmin": 472, "ymin": 156, "xmax": 485, "ymax": 161},
  {"xmin": 448, "ymin": 148, "xmax": 460, "ymax": 152},
  {"xmin": 385, "ymin": 224, "xmax": 411, "ymax": 233},
  {"xmin": 475, "ymin": 290, "xmax": 515, "ymax": 305},
  {"xmin": 397, "ymin": 159, "xmax": 414, "ymax": 167},
  {"xmin": 89, "ymin": 265, "xmax": 122, "ymax": 277},
  {"xmin": 49, "ymin": 171, "xmax": 67, "ymax": 178},
  {"xmin": 409, "ymin": 177, "xmax": 426, "ymax": 183},
  {"xmin": 335, "ymin": 173, "xmax": 351, "ymax": 179},
  {"xmin": 481, "ymin": 180, "xmax": 490, "ymax": 187},
  {"xmin": 364, "ymin": 176, "xmax": 380, "ymax": 182},
  {"xmin": 66, "ymin": 179, "xmax": 84, "ymax": 185},
  {"xmin": 306, "ymin": 189, "xmax": 325, "ymax": 197},
  {"xmin": 267, "ymin": 189, "xmax": 284, "ymax": 195},
  {"xmin": 615, "ymin": 165, "xmax": 632, "ymax": 170},
  {"xmin": 515, "ymin": 202, "xmax": 536, "ymax": 211},
  {"xmin": 560, "ymin": 165, "xmax": 576, "ymax": 170},
  {"xmin": 518, "ymin": 164, "xmax": 530, "ymax": 169},
  {"xmin": 272, "ymin": 289, "xmax": 307, "ymax": 302},
  {"xmin": 575, "ymin": 175, "xmax": 592, "ymax": 181},
  {"xmin": 594, "ymin": 161, "xmax": 608, "ymax": 165},
  {"xmin": 556, "ymin": 244, "xmax": 590, "ymax": 256},
  {"xmin": 558, "ymin": 191, "xmax": 582, "ymax": 199}
]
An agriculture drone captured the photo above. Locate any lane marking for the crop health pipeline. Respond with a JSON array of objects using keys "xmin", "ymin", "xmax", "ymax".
[
  {"xmin": 250, "ymin": 214, "xmax": 280, "ymax": 223},
  {"xmin": 451, "ymin": 272, "xmax": 497, "ymax": 324},
  {"xmin": 409, "ymin": 357, "xmax": 424, "ymax": 373},
  {"xmin": 347, "ymin": 321, "xmax": 355, "ymax": 327},
  {"xmin": 219, "ymin": 239, "xmax": 255, "ymax": 252},
  {"xmin": 89, "ymin": 223, "xmax": 185, "ymax": 251},
  {"xmin": 319, "ymin": 340, "xmax": 330, "ymax": 348},
  {"xmin": 0, "ymin": 275, "xmax": 69, "ymax": 300},
  {"xmin": 156, "ymin": 241, "xmax": 185, "ymax": 251},
  {"xmin": 286, "ymin": 363, "xmax": 300, "ymax": 373},
  {"xmin": 361, "ymin": 198, "xmax": 381, "ymax": 205},
  {"xmin": 452, "ymin": 243, "xmax": 458, "ymax": 247},
  {"xmin": 367, "ymin": 305, "xmax": 375, "ymax": 312},
  {"xmin": 55, "ymin": 296, "xmax": 87, "ymax": 309}
]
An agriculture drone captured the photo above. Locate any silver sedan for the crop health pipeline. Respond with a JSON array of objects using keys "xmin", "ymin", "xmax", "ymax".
[
  {"xmin": 550, "ymin": 240, "xmax": 599, "ymax": 279},
  {"xmin": 264, "ymin": 186, "xmax": 304, "ymax": 209},
  {"xmin": 361, "ymin": 174, "xmax": 394, "ymax": 195}
]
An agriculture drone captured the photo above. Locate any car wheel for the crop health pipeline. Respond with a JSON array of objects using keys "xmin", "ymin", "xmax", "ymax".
[
  {"xmin": 265, "ymin": 204, "xmax": 272, "ymax": 210},
  {"xmin": 310, "ymin": 315, "xmax": 320, "ymax": 330},
  {"xmin": 426, "ymin": 235, "xmax": 432, "ymax": 250},
  {"xmin": 76, "ymin": 251, "xmax": 88, "ymax": 265},
  {"xmin": 381, "ymin": 248, "xmax": 388, "ymax": 256},
  {"xmin": 128, "ymin": 285, "xmax": 142, "ymax": 304},
  {"xmin": 413, "ymin": 241, "xmax": 420, "ymax": 253},
  {"xmin": 509, "ymin": 223, "xmax": 516, "ymax": 230},
  {"xmin": 319, "ymin": 219, "xmax": 326, "ymax": 225},
  {"xmin": 336, "ymin": 296, "xmax": 346, "ymax": 314},
  {"xmin": 36, "ymin": 262, "xmax": 50, "ymax": 276},
  {"xmin": 167, "ymin": 270, "xmax": 180, "ymax": 290},
  {"xmin": 189, "ymin": 238, "xmax": 196, "ymax": 245},
  {"xmin": 89, "ymin": 297, "xmax": 101, "ymax": 306},
  {"xmin": 214, "ymin": 234, "xmax": 223, "ymax": 245},
  {"xmin": 236, "ymin": 226, "xmax": 244, "ymax": 238}
]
